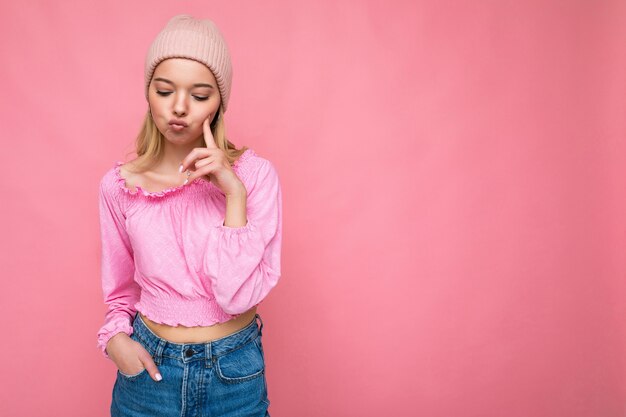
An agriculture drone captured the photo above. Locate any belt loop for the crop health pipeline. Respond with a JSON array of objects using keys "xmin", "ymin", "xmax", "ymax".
[
  {"xmin": 153, "ymin": 339, "xmax": 166, "ymax": 366},
  {"xmin": 205, "ymin": 342, "xmax": 212, "ymax": 368},
  {"xmin": 255, "ymin": 313, "xmax": 264, "ymax": 336}
]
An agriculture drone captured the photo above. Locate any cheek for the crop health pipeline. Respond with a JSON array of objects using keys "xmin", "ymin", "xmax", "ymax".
[
  {"xmin": 148, "ymin": 99, "xmax": 161, "ymax": 117},
  {"xmin": 203, "ymin": 97, "xmax": 220, "ymax": 111}
]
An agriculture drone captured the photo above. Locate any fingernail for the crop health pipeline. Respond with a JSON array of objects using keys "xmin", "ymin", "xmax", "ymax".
[
  {"xmin": 183, "ymin": 179, "xmax": 188, "ymax": 185},
  {"xmin": 155, "ymin": 373, "xmax": 162, "ymax": 381},
  {"xmin": 178, "ymin": 164, "xmax": 183, "ymax": 173}
]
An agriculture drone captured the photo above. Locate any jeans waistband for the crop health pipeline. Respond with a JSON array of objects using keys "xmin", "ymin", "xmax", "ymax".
[{"xmin": 130, "ymin": 311, "xmax": 264, "ymax": 367}]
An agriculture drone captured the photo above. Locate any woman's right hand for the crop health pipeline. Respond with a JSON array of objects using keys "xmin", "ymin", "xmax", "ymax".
[{"xmin": 106, "ymin": 332, "xmax": 162, "ymax": 381}]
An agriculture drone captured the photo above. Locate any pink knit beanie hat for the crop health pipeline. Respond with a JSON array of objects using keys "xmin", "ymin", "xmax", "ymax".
[{"xmin": 144, "ymin": 15, "xmax": 233, "ymax": 112}]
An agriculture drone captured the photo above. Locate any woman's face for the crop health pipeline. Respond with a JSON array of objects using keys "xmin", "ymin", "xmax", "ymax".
[{"xmin": 148, "ymin": 58, "xmax": 221, "ymax": 146}]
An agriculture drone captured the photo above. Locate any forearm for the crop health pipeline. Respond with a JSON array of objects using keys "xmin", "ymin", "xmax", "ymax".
[{"xmin": 223, "ymin": 186, "xmax": 248, "ymax": 227}]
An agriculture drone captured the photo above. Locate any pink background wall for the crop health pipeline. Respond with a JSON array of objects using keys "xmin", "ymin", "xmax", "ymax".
[{"xmin": 0, "ymin": 1, "xmax": 624, "ymax": 416}]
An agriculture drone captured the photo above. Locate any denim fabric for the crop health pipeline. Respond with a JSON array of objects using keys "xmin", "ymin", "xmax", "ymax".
[{"xmin": 111, "ymin": 311, "xmax": 270, "ymax": 417}]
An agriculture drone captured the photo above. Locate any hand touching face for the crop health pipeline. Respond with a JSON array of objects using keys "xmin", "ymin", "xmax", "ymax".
[{"xmin": 178, "ymin": 117, "xmax": 246, "ymax": 197}]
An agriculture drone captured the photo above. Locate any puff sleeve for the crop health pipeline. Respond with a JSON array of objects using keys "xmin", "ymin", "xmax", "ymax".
[
  {"xmin": 201, "ymin": 159, "xmax": 283, "ymax": 315},
  {"xmin": 96, "ymin": 173, "xmax": 140, "ymax": 359}
]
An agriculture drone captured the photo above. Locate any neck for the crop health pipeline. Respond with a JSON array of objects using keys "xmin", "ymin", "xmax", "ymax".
[{"xmin": 160, "ymin": 137, "xmax": 205, "ymax": 172}]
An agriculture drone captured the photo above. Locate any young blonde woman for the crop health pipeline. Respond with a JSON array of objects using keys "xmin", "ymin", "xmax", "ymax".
[{"xmin": 96, "ymin": 15, "xmax": 282, "ymax": 417}]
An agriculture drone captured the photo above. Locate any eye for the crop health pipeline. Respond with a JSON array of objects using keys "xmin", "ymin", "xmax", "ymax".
[{"xmin": 156, "ymin": 91, "xmax": 208, "ymax": 101}]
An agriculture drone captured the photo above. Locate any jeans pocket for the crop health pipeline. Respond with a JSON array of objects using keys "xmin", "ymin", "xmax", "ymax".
[
  {"xmin": 117, "ymin": 366, "xmax": 148, "ymax": 380},
  {"xmin": 216, "ymin": 336, "xmax": 265, "ymax": 384}
]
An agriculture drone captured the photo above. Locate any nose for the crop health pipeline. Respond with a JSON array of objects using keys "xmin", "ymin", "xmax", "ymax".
[{"xmin": 172, "ymin": 94, "xmax": 188, "ymax": 117}]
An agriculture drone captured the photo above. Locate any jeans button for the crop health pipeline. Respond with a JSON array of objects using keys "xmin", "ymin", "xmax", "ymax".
[{"xmin": 185, "ymin": 348, "xmax": 194, "ymax": 357}]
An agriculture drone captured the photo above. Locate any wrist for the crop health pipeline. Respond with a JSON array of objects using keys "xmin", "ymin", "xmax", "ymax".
[
  {"xmin": 107, "ymin": 332, "xmax": 129, "ymax": 348},
  {"xmin": 225, "ymin": 183, "xmax": 247, "ymax": 199}
]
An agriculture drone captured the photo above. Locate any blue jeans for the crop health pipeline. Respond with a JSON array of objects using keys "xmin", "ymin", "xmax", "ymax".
[{"xmin": 111, "ymin": 311, "xmax": 270, "ymax": 417}]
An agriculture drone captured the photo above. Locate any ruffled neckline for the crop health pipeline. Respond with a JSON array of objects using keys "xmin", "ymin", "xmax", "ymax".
[{"xmin": 113, "ymin": 148, "xmax": 255, "ymax": 198}]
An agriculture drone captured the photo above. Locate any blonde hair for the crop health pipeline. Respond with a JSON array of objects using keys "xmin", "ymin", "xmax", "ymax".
[{"xmin": 124, "ymin": 104, "xmax": 247, "ymax": 172}]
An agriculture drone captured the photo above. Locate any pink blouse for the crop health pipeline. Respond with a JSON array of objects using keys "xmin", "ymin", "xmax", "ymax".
[{"xmin": 96, "ymin": 148, "xmax": 282, "ymax": 359}]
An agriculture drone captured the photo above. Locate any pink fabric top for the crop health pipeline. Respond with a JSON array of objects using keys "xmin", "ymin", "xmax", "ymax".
[{"xmin": 96, "ymin": 148, "xmax": 282, "ymax": 358}]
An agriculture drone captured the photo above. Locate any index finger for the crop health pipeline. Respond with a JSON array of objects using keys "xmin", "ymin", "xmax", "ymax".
[
  {"xmin": 139, "ymin": 352, "xmax": 162, "ymax": 382},
  {"xmin": 203, "ymin": 117, "xmax": 217, "ymax": 149}
]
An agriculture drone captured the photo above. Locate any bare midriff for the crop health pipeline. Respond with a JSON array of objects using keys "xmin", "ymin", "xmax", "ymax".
[{"xmin": 138, "ymin": 306, "xmax": 257, "ymax": 343}]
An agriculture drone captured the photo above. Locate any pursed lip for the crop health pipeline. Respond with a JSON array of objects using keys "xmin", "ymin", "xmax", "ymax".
[{"xmin": 169, "ymin": 119, "xmax": 188, "ymax": 127}]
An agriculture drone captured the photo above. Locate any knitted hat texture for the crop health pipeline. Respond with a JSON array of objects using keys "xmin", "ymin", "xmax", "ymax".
[{"xmin": 144, "ymin": 15, "xmax": 233, "ymax": 112}]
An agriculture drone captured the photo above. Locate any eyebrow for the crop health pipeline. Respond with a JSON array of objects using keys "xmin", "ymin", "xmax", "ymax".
[{"xmin": 153, "ymin": 77, "xmax": 214, "ymax": 89}]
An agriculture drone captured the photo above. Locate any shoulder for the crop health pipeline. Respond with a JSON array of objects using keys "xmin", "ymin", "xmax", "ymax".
[
  {"xmin": 237, "ymin": 149, "xmax": 280, "ymax": 190},
  {"xmin": 99, "ymin": 160, "xmax": 135, "ymax": 200}
]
